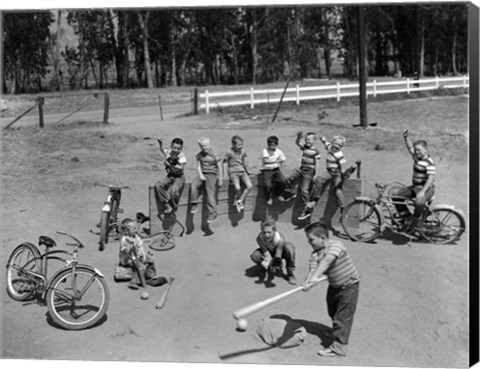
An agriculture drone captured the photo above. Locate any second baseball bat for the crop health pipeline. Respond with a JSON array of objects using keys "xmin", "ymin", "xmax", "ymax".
[
  {"xmin": 156, "ymin": 277, "xmax": 174, "ymax": 309},
  {"xmin": 232, "ymin": 276, "xmax": 327, "ymax": 320}
]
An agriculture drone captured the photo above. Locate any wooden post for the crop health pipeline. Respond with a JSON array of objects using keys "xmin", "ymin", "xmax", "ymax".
[
  {"xmin": 38, "ymin": 96, "xmax": 45, "ymax": 128},
  {"xmin": 272, "ymin": 76, "xmax": 290, "ymax": 123},
  {"xmin": 103, "ymin": 93, "xmax": 110, "ymax": 123},
  {"xmin": 158, "ymin": 95, "xmax": 164, "ymax": 121},
  {"xmin": 193, "ymin": 88, "xmax": 198, "ymax": 115},
  {"xmin": 356, "ymin": 160, "xmax": 362, "ymax": 179},
  {"xmin": 205, "ymin": 90, "xmax": 210, "ymax": 114}
]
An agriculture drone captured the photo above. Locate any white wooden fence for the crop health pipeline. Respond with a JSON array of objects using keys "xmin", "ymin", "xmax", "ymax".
[{"xmin": 200, "ymin": 75, "xmax": 469, "ymax": 114}]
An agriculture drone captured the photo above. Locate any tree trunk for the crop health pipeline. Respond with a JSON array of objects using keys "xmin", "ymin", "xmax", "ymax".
[
  {"xmin": 122, "ymin": 12, "xmax": 129, "ymax": 88},
  {"xmin": 52, "ymin": 9, "xmax": 63, "ymax": 91},
  {"xmin": 418, "ymin": 8, "xmax": 425, "ymax": 77},
  {"xmin": 137, "ymin": 11, "xmax": 154, "ymax": 88},
  {"xmin": 109, "ymin": 9, "xmax": 123, "ymax": 88},
  {"xmin": 169, "ymin": 29, "xmax": 178, "ymax": 87}
]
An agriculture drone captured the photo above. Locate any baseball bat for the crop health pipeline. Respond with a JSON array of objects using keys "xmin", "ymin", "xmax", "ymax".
[
  {"xmin": 156, "ymin": 277, "xmax": 174, "ymax": 309},
  {"xmin": 232, "ymin": 276, "xmax": 327, "ymax": 320}
]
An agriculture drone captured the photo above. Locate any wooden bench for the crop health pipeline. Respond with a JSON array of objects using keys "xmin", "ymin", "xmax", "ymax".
[{"xmin": 148, "ymin": 175, "xmax": 363, "ymax": 235}]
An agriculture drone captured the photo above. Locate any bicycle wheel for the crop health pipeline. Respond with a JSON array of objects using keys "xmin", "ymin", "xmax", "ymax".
[
  {"xmin": 46, "ymin": 266, "xmax": 110, "ymax": 330},
  {"xmin": 341, "ymin": 200, "xmax": 382, "ymax": 242},
  {"xmin": 99, "ymin": 211, "xmax": 110, "ymax": 251},
  {"xmin": 6, "ymin": 243, "xmax": 43, "ymax": 301},
  {"xmin": 418, "ymin": 206, "xmax": 466, "ymax": 244},
  {"xmin": 148, "ymin": 232, "xmax": 175, "ymax": 251}
]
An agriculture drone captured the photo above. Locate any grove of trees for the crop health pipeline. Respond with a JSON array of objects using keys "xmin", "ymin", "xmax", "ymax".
[{"xmin": 2, "ymin": 4, "xmax": 469, "ymax": 94}]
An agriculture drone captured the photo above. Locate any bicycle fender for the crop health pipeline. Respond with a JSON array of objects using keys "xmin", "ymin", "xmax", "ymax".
[
  {"xmin": 46, "ymin": 264, "xmax": 106, "ymax": 289},
  {"xmin": 430, "ymin": 204, "xmax": 465, "ymax": 217}
]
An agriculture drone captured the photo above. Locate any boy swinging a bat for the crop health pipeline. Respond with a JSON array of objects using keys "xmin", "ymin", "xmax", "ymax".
[{"xmin": 303, "ymin": 222, "xmax": 360, "ymax": 357}]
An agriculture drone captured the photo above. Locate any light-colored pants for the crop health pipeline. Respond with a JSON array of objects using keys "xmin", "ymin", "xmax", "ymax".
[
  {"xmin": 388, "ymin": 184, "xmax": 435, "ymax": 218},
  {"xmin": 190, "ymin": 173, "xmax": 218, "ymax": 217}
]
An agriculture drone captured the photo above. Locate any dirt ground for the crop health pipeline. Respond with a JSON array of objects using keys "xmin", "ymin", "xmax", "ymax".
[{"xmin": 0, "ymin": 94, "xmax": 471, "ymax": 368}]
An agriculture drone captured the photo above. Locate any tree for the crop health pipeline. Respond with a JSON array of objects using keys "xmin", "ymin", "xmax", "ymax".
[
  {"xmin": 3, "ymin": 12, "xmax": 53, "ymax": 93},
  {"xmin": 137, "ymin": 10, "xmax": 154, "ymax": 88}
]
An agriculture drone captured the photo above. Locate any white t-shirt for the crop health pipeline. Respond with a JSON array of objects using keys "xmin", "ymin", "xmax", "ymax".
[{"xmin": 261, "ymin": 148, "xmax": 286, "ymax": 170}]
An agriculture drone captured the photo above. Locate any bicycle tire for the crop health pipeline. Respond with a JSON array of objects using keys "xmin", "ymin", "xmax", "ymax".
[
  {"xmin": 110, "ymin": 198, "xmax": 120, "ymax": 224},
  {"xmin": 46, "ymin": 266, "xmax": 110, "ymax": 330},
  {"xmin": 341, "ymin": 199, "xmax": 382, "ymax": 242},
  {"xmin": 6, "ymin": 243, "xmax": 43, "ymax": 301},
  {"xmin": 148, "ymin": 233, "xmax": 175, "ymax": 251},
  {"xmin": 418, "ymin": 206, "xmax": 466, "ymax": 244},
  {"xmin": 99, "ymin": 211, "xmax": 109, "ymax": 251}
]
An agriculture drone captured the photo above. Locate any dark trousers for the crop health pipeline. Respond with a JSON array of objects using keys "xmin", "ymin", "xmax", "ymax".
[
  {"xmin": 326, "ymin": 282, "xmax": 359, "ymax": 356},
  {"xmin": 250, "ymin": 242, "xmax": 296, "ymax": 274},
  {"xmin": 311, "ymin": 171, "xmax": 344, "ymax": 208},
  {"xmin": 155, "ymin": 174, "xmax": 185, "ymax": 209},
  {"xmin": 261, "ymin": 168, "xmax": 286, "ymax": 201},
  {"xmin": 284, "ymin": 167, "xmax": 315, "ymax": 204},
  {"xmin": 389, "ymin": 184, "xmax": 435, "ymax": 218}
]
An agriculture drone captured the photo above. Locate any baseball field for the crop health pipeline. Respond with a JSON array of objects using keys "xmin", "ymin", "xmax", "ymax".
[{"xmin": 1, "ymin": 91, "xmax": 470, "ymax": 367}]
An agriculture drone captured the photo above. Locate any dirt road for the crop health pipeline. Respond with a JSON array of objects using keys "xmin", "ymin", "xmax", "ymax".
[{"xmin": 1, "ymin": 96, "xmax": 470, "ymax": 367}]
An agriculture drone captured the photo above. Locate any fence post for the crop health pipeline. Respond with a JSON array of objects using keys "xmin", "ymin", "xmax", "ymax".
[
  {"xmin": 158, "ymin": 95, "xmax": 164, "ymax": 121},
  {"xmin": 250, "ymin": 87, "xmax": 254, "ymax": 109},
  {"xmin": 406, "ymin": 78, "xmax": 410, "ymax": 94},
  {"xmin": 205, "ymin": 90, "xmax": 210, "ymax": 114},
  {"xmin": 193, "ymin": 88, "xmax": 198, "ymax": 115},
  {"xmin": 463, "ymin": 75, "xmax": 467, "ymax": 88},
  {"xmin": 38, "ymin": 96, "xmax": 45, "ymax": 128},
  {"xmin": 373, "ymin": 80, "xmax": 377, "ymax": 97},
  {"xmin": 436, "ymin": 76, "xmax": 440, "ymax": 88},
  {"xmin": 103, "ymin": 93, "xmax": 110, "ymax": 123},
  {"xmin": 336, "ymin": 82, "xmax": 341, "ymax": 102},
  {"xmin": 296, "ymin": 84, "xmax": 300, "ymax": 106}
]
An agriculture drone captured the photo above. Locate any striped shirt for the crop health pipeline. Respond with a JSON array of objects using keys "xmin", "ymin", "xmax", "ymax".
[
  {"xmin": 412, "ymin": 154, "xmax": 435, "ymax": 187},
  {"xmin": 325, "ymin": 143, "xmax": 346, "ymax": 174},
  {"xmin": 196, "ymin": 149, "xmax": 221, "ymax": 174},
  {"xmin": 309, "ymin": 240, "xmax": 360, "ymax": 288},
  {"xmin": 224, "ymin": 149, "xmax": 247, "ymax": 175},
  {"xmin": 300, "ymin": 145, "xmax": 321, "ymax": 170}
]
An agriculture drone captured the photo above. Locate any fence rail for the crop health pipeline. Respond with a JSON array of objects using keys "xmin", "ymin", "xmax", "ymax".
[{"xmin": 199, "ymin": 76, "xmax": 469, "ymax": 114}]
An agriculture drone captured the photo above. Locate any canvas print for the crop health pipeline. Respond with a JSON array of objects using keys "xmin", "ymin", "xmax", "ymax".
[{"xmin": 1, "ymin": 2, "xmax": 473, "ymax": 368}]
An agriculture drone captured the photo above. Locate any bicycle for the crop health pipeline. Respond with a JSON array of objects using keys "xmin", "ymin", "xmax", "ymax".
[
  {"xmin": 94, "ymin": 183, "xmax": 130, "ymax": 251},
  {"xmin": 340, "ymin": 181, "xmax": 466, "ymax": 244},
  {"xmin": 135, "ymin": 212, "xmax": 185, "ymax": 251},
  {"xmin": 6, "ymin": 231, "xmax": 110, "ymax": 330}
]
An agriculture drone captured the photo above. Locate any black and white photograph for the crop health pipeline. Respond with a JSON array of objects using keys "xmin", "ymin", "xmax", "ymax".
[{"xmin": 1, "ymin": 0, "xmax": 477, "ymax": 368}]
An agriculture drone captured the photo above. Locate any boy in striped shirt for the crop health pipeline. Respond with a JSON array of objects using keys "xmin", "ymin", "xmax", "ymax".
[
  {"xmin": 300, "ymin": 135, "xmax": 348, "ymax": 221},
  {"xmin": 390, "ymin": 130, "xmax": 435, "ymax": 232},
  {"xmin": 303, "ymin": 222, "xmax": 360, "ymax": 357},
  {"xmin": 280, "ymin": 132, "xmax": 322, "ymax": 218}
]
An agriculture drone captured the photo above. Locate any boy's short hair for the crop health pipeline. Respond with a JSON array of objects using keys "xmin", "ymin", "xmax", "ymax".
[
  {"xmin": 332, "ymin": 136, "xmax": 346, "ymax": 147},
  {"xmin": 304, "ymin": 221, "xmax": 329, "ymax": 238},
  {"xmin": 232, "ymin": 135, "xmax": 244, "ymax": 145},
  {"xmin": 305, "ymin": 132, "xmax": 316, "ymax": 138},
  {"xmin": 261, "ymin": 217, "xmax": 277, "ymax": 230},
  {"xmin": 267, "ymin": 136, "xmax": 279, "ymax": 146},
  {"xmin": 413, "ymin": 140, "xmax": 428, "ymax": 148},
  {"xmin": 172, "ymin": 138, "xmax": 184, "ymax": 147},
  {"xmin": 120, "ymin": 218, "xmax": 136, "ymax": 231},
  {"xmin": 198, "ymin": 137, "xmax": 210, "ymax": 146}
]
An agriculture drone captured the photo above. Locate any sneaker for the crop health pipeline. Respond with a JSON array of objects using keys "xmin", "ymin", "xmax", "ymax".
[
  {"xmin": 287, "ymin": 273, "xmax": 297, "ymax": 285},
  {"xmin": 190, "ymin": 204, "xmax": 198, "ymax": 214},
  {"xmin": 164, "ymin": 203, "xmax": 173, "ymax": 214},
  {"xmin": 235, "ymin": 200, "xmax": 243, "ymax": 213},
  {"xmin": 298, "ymin": 208, "xmax": 313, "ymax": 220},
  {"xmin": 267, "ymin": 267, "xmax": 275, "ymax": 282},
  {"xmin": 266, "ymin": 199, "xmax": 273, "ymax": 206},
  {"xmin": 317, "ymin": 348, "xmax": 341, "ymax": 357},
  {"xmin": 128, "ymin": 281, "xmax": 139, "ymax": 290},
  {"xmin": 207, "ymin": 214, "xmax": 217, "ymax": 223}
]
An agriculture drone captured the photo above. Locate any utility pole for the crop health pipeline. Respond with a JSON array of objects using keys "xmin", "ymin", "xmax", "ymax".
[{"xmin": 357, "ymin": 5, "xmax": 368, "ymax": 128}]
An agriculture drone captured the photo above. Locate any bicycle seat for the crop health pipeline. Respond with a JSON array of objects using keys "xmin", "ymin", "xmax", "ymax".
[
  {"xmin": 39, "ymin": 235, "xmax": 56, "ymax": 248},
  {"xmin": 136, "ymin": 212, "xmax": 150, "ymax": 224}
]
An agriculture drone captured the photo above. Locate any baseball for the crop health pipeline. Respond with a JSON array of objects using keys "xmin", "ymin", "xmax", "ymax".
[
  {"xmin": 237, "ymin": 319, "xmax": 248, "ymax": 331},
  {"xmin": 141, "ymin": 291, "xmax": 150, "ymax": 300}
]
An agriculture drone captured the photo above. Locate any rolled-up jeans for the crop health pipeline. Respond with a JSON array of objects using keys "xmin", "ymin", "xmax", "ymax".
[
  {"xmin": 190, "ymin": 173, "xmax": 218, "ymax": 217},
  {"xmin": 155, "ymin": 174, "xmax": 185, "ymax": 209}
]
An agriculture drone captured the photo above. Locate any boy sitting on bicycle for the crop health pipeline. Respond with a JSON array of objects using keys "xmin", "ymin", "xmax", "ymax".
[
  {"xmin": 389, "ymin": 130, "xmax": 435, "ymax": 232},
  {"xmin": 155, "ymin": 137, "xmax": 187, "ymax": 215},
  {"xmin": 119, "ymin": 218, "xmax": 156, "ymax": 289}
]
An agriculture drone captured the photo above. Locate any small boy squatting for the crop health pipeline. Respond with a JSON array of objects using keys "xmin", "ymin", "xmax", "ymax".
[
  {"xmin": 303, "ymin": 222, "xmax": 360, "ymax": 357},
  {"xmin": 250, "ymin": 218, "xmax": 297, "ymax": 285}
]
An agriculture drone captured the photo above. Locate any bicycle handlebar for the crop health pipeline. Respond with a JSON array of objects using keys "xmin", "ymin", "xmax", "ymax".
[{"xmin": 57, "ymin": 231, "xmax": 85, "ymax": 249}]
